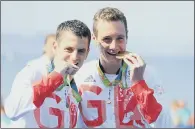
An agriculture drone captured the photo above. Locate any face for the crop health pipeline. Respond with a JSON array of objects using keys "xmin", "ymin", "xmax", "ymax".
[
  {"xmin": 54, "ymin": 31, "xmax": 89, "ymax": 68},
  {"xmin": 94, "ymin": 20, "xmax": 127, "ymax": 64},
  {"xmin": 44, "ymin": 37, "xmax": 55, "ymax": 59}
]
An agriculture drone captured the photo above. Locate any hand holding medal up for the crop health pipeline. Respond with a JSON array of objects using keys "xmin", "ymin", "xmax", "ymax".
[
  {"xmin": 116, "ymin": 51, "xmax": 146, "ymax": 85},
  {"xmin": 54, "ymin": 57, "xmax": 79, "ymax": 76}
]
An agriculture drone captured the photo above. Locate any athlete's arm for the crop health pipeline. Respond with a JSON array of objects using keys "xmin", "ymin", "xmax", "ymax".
[
  {"xmin": 130, "ymin": 80, "xmax": 162, "ymax": 124},
  {"xmin": 131, "ymin": 65, "xmax": 172, "ymax": 127},
  {"xmin": 4, "ymin": 64, "xmax": 63, "ymax": 120},
  {"xmin": 122, "ymin": 53, "xmax": 163, "ymax": 124}
]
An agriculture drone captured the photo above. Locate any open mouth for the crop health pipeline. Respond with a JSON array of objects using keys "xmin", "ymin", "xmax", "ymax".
[
  {"xmin": 107, "ymin": 51, "xmax": 118, "ymax": 56},
  {"xmin": 74, "ymin": 63, "xmax": 79, "ymax": 66},
  {"xmin": 116, "ymin": 51, "xmax": 130, "ymax": 59}
]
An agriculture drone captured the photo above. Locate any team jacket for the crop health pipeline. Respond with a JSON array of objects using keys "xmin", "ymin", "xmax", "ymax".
[
  {"xmin": 4, "ymin": 55, "xmax": 79, "ymax": 128},
  {"xmin": 74, "ymin": 60, "xmax": 172, "ymax": 128}
]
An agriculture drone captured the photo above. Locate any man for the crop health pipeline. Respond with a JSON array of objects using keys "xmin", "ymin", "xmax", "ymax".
[
  {"xmin": 42, "ymin": 33, "xmax": 56, "ymax": 60},
  {"xmin": 74, "ymin": 7, "xmax": 172, "ymax": 128},
  {"xmin": 171, "ymin": 100, "xmax": 191, "ymax": 128},
  {"xmin": 4, "ymin": 20, "xmax": 91, "ymax": 128}
]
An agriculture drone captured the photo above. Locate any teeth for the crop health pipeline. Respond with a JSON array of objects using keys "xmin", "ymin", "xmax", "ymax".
[
  {"xmin": 107, "ymin": 52, "xmax": 117, "ymax": 56},
  {"xmin": 108, "ymin": 50, "xmax": 117, "ymax": 54},
  {"xmin": 107, "ymin": 51, "xmax": 117, "ymax": 55},
  {"xmin": 108, "ymin": 52, "xmax": 116, "ymax": 54}
]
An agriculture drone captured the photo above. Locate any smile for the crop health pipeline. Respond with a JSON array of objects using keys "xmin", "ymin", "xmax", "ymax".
[
  {"xmin": 107, "ymin": 52, "xmax": 117, "ymax": 56},
  {"xmin": 74, "ymin": 63, "xmax": 79, "ymax": 66}
]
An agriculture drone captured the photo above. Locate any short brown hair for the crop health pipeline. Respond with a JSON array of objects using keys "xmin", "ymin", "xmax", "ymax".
[
  {"xmin": 43, "ymin": 34, "xmax": 56, "ymax": 54},
  {"xmin": 44, "ymin": 34, "xmax": 56, "ymax": 45},
  {"xmin": 93, "ymin": 7, "xmax": 128, "ymax": 38},
  {"xmin": 56, "ymin": 20, "xmax": 91, "ymax": 48}
]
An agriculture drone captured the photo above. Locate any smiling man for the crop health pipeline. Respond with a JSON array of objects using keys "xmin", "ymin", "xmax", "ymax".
[
  {"xmin": 74, "ymin": 7, "xmax": 172, "ymax": 128},
  {"xmin": 4, "ymin": 20, "xmax": 91, "ymax": 128}
]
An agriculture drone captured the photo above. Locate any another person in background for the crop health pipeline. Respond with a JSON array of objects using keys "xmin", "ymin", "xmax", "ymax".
[
  {"xmin": 4, "ymin": 20, "xmax": 91, "ymax": 128},
  {"xmin": 42, "ymin": 34, "xmax": 56, "ymax": 60},
  {"xmin": 1, "ymin": 34, "xmax": 56, "ymax": 128},
  {"xmin": 176, "ymin": 100, "xmax": 191, "ymax": 128},
  {"xmin": 170, "ymin": 100, "xmax": 192, "ymax": 128}
]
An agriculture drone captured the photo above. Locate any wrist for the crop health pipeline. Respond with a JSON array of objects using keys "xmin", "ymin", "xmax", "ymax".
[
  {"xmin": 131, "ymin": 78, "xmax": 144, "ymax": 86},
  {"xmin": 131, "ymin": 80, "xmax": 148, "ymax": 95},
  {"xmin": 54, "ymin": 68, "xmax": 66, "ymax": 76},
  {"xmin": 49, "ymin": 71, "xmax": 63, "ymax": 80}
]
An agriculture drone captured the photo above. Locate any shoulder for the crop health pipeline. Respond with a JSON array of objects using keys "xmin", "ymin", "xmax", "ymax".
[
  {"xmin": 74, "ymin": 60, "xmax": 98, "ymax": 85},
  {"xmin": 126, "ymin": 64, "xmax": 166, "ymax": 101},
  {"xmin": 75, "ymin": 60, "xmax": 98, "ymax": 77},
  {"xmin": 15, "ymin": 56, "xmax": 44, "ymax": 80},
  {"xmin": 79, "ymin": 60, "xmax": 97, "ymax": 72},
  {"xmin": 144, "ymin": 65, "xmax": 164, "ymax": 94},
  {"xmin": 126, "ymin": 64, "xmax": 161, "ymax": 87},
  {"xmin": 26, "ymin": 56, "xmax": 44, "ymax": 68}
]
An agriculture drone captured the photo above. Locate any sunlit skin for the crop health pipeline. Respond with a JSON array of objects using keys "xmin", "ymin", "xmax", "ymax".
[
  {"xmin": 93, "ymin": 20, "xmax": 145, "ymax": 85},
  {"xmin": 53, "ymin": 31, "xmax": 89, "ymax": 70},
  {"xmin": 93, "ymin": 20, "xmax": 127, "ymax": 74},
  {"xmin": 43, "ymin": 35, "xmax": 56, "ymax": 60}
]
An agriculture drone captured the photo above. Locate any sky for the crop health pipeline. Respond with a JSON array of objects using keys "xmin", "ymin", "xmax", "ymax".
[
  {"xmin": 1, "ymin": 1, "xmax": 194, "ymax": 112},
  {"xmin": 1, "ymin": 1, "xmax": 194, "ymax": 57}
]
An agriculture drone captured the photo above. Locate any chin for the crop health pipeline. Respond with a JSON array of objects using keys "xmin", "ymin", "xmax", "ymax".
[
  {"xmin": 106, "ymin": 57, "xmax": 120, "ymax": 63},
  {"xmin": 77, "ymin": 63, "xmax": 83, "ymax": 68}
]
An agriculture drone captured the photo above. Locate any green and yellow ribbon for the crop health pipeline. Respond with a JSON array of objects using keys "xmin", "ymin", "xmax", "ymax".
[{"xmin": 97, "ymin": 60, "xmax": 128, "ymax": 89}]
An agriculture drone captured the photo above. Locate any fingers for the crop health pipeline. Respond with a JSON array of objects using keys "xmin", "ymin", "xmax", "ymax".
[
  {"xmin": 124, "ymin": 52, "xmax": 145, "ymax": 67},
  {"xmin": 70, "ymin": 63, "xmax": 79, "ymax": 70},
  {"xmin": 123, "ymin": 57, "xmax": 137, "ymax": 68},
  {"xmin": 65, "ymin": 62, "xmax": 79, "ymax": 75},
  {"xmin": 116, "ymin": 51, "xmax": 130, "ymax": 59},
  {"xmin": 130, "ymin": 53, "xmax": 145, "ymax": 66}
]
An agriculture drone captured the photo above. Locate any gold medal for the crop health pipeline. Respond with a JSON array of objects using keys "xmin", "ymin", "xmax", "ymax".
[
  {"xmin": 116, "ymin": 51, "xmax": 131, "ymax": 59},
  {"xmin": 107, "ymin": 99, "xmax": 111, "ymax": 104}
]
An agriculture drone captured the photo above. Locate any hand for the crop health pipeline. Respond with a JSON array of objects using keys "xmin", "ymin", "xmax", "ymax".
[
  {"xmin": 116, "ymin": 52, "xmax": 146, "ymax": 85},
  {"xmin": 53, "ymin": 58, "xmax": 79, "ymax": 76}
]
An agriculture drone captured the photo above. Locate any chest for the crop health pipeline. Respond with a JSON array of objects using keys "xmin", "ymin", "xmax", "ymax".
[
  {"xmin": 78, "ymin": 73, "xmax": 150, "ymax": 128},
  {"xmin": 33, "ymin": 86, "xmax": 79, "ymax": 128}
]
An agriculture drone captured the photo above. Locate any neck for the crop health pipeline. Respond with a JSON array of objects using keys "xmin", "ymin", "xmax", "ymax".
[
  {"xmin": 99, "ymin": 56, "xmax": 122, "ymax": 74},
  {"xmin": 44, "ymin": 53, "xmax": 53, "ymax": 61}
]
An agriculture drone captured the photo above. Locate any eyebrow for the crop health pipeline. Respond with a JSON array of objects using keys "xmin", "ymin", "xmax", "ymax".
[
  {"xmin": 103, "ymin": 34, "xmax": 125, "ymax": 38},
  {"xmin": 118, "ymin": 35, "xmax": 125, "ymax": 37},
  {"xmin": 77, "ymin": 48, "xmax": 87, "ymax": 51}
]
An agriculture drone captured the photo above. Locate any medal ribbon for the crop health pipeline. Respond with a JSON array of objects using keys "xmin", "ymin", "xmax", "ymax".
[
  {"xmin": 48, "ymin": 61, "xmax": 82, "ymax": 103},
  {"xmin": 97, "ymin": 60, "xmax": 128, "ymax": 89}
]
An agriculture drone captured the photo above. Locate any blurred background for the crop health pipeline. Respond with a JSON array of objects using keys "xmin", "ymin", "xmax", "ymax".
[{"xmin": 1, "ymin": 1, "xmax": 194, "ymax": 128}]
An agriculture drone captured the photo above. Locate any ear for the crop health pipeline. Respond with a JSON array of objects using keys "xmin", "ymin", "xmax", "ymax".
[
  {"xmin": 52, "ymin": 41, "xmax": 58, "ymax": 53},
  {"xmin": 85, "ymin": 47, "xmax": 90, "ymax": 60},
  {"xmin": 92, "ymin": 33, "xmax": 96, "ymax": 41},
  {"xmin": 92, "ymin": 33, "xmax": 99, "ymax": 45},
  {"xmin": 43, "ymin": 45, "xmax": 46, "ymax": 53}
]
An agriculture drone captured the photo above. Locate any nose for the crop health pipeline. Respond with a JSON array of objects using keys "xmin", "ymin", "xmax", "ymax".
[
  {"xmin": 70, "ymin": 50, "xmax": 79, "ymax": 64},
  {"xmin": 109, "ymin": 40, "xmax": 117, "ymax": 50}
]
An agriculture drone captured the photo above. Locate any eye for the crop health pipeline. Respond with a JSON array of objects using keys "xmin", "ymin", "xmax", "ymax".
[
  {"xmin": 117, "ymin": 37, "xmax": 125, "ymax": 43},
  {"xmin": 78, "ymin": 49, "xmax": 86, "ymax": 53},
  {"xmin": 64, "ymin": 47, "xmax": 73, "ymax": 53},
  {"xmin": 117, "ymin": 37, "xmax": 124, "ymax": 40},
  {"xmin": 102, "ymin": 37, "xmax": 112, "ymax": 44}
]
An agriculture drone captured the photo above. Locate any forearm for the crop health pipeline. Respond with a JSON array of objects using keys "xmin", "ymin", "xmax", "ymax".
[
  {"xmin": 131, "ymin": 80, "xmax": 162, "ymax": 123},
  {"xmin": 33, "ymin": 71, "xmax": 64, "ymax": 108},
  {"xmin": 4, "ymin": 86, "xmax": 35, "ymax": 120}
]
